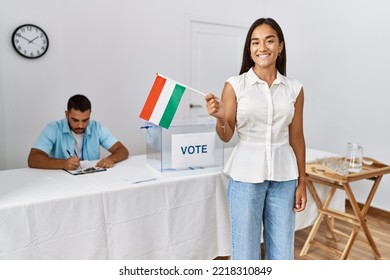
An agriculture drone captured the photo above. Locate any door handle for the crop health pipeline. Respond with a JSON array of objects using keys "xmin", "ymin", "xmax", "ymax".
[{"xmin": 189, "ymin": 103, "xmax": 202, "ymax": 108}]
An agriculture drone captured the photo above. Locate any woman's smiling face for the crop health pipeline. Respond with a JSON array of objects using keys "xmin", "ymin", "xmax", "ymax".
[{"xmin": 250, "ymin": 24, "xmax": 284, "ymax": 70}]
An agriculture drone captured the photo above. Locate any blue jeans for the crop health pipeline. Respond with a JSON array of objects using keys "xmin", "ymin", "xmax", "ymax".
[{"xmin": 227, "ymin": 178, "xmax": 297, "ymax": 260}]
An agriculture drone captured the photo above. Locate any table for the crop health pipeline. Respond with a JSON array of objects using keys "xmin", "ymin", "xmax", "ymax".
[
  {"xmin": 0, "ymin": 155, "xmax": 230, "ymax": 260},
  {"xmin": 300, "ymin": 156, "xmax": 390, "ymax": 259},
  {"xmin": 0, "ymin": 149, "xmax": 345, "ymax": 260}
]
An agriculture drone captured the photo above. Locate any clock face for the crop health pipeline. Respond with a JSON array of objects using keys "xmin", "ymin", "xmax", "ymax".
[{"xmin": 12, "ymin": 24, "xmax": 49, "ymax": 59}]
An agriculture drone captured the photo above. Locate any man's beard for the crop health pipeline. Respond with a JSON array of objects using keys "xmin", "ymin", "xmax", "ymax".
[
  {"xmin": 68, "ymin": 121, "xmax": 85, "ymax": 134},
  {"xmin": 73, "ymin": 128, "xmax": 85, "ymax": 134}
]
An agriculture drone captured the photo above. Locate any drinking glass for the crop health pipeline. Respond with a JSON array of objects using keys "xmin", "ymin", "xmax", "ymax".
[{"xmin": 345, "ymin": 142, "xmax": 363, "ymax": 173}]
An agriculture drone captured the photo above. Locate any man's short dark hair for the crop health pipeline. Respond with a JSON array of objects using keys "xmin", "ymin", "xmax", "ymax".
[{"xmin": 67, "ymin": 94, "xmax": 91, "ymax": 112}]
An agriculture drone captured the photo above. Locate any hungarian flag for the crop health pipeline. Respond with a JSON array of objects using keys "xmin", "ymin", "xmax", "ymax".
[{"xmin": 139, "ymin": 74, "xmax": 186, "ymax": 129}]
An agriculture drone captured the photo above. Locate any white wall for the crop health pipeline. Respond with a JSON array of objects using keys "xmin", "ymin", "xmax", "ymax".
[
  {"xmin": 0, "ymin": 0, "xmax": 258, "ymax": 168},
  {"xmin": 1, "ymin": 0, "xmax": 389, "ymax": 211}
]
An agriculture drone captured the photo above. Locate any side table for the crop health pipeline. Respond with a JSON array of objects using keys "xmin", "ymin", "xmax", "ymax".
[{"xmin": 300, "ymin": 157, "xmax": 390, "ymax": 260}]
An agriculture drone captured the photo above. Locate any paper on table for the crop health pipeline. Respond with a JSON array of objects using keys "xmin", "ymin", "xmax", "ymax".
[
  {"xmin": 80, "ymin": 160, "xmax": 99, "ymax": 169},
  {"xmin": 123, "ymin": 166, "xmax": 159, "ymax": 184}
]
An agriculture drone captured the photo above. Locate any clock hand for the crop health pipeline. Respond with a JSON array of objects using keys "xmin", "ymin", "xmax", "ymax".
[
  {"xmin": 16, "ymin": 34, "xmax": 31, "ymax": 42},
  {"xmin": 29, "ymin": 36, "xmax": 39, "ymax": 43}
]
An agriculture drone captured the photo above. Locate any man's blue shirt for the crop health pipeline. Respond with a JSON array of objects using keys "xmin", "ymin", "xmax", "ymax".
[{"xmin": 32, "ymin": 118, "xmax": 118, "ymax": 160}]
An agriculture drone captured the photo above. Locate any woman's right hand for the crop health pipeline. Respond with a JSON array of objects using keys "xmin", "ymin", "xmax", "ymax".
[{"xmin": 205, "ymin": 93, "xmax": 225, "ymax": 121}]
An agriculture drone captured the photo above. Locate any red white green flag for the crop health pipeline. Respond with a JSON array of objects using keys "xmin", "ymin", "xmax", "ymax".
[{"xmin": 140, "ymin": 74, "xmax": 205, "ymax": 129}]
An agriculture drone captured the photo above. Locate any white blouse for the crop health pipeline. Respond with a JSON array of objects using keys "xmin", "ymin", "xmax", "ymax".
[{"xmin": 223, "ymin": 68, "xmax": 303, "ymax": 183}]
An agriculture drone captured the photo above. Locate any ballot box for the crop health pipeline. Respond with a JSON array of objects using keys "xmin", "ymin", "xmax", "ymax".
[{"xmin": 144, "ymin": 121, "xmax": 224, "ymax": 173}]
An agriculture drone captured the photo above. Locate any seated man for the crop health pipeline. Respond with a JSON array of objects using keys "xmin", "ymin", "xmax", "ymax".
[{"xmin": 28, "ymin": 94, "xmax": 129, "ymax": 170}]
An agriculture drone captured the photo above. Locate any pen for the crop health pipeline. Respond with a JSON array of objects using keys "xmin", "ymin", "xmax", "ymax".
[
  {"xmin": 132, "ymin": 178, "xmax": 157, "ymax": 184},
  {"xmin": 66, "ymin": 150, "xmax": 72, "ymax": 158}
]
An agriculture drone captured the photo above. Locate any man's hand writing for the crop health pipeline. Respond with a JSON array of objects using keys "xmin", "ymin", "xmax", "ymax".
[{"xmin": 64, "ymin": 157, "xmax": 80, "ymax": 170}]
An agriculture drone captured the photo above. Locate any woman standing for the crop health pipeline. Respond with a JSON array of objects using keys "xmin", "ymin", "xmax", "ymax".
[{"xmin": 205, "ymin": 18, "xmax": 307, "ymax": 260}]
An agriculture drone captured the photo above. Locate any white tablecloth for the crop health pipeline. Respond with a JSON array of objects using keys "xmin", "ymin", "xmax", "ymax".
[
  {"xmin": 0, "ymin": 155, "xmax": 229, "ymax": 259},
  {"xmin": 0, "ymin": 148, "xmax": 345, "ymax": 259}
]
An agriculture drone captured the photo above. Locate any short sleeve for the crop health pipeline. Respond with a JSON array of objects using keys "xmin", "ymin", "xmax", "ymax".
[
  {"xmin": 289, "ymin": 79, "xmax": 303, "ymax": 101},
  {"xmin": 32, "ymin": 123, "xmax": 57, "ymax": 155},
  {"xmin": 97, "ymin": 123, "xmax": 118, "ymax": 150},
  {"xmin": 226, "ymin": 76, "xmax": 240, "ymax": 97}
]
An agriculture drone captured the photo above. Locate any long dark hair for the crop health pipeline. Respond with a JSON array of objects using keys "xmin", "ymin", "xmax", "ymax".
[{"xmin": 239, "ymin": 18, "xmax": 286, "ymax": 75}]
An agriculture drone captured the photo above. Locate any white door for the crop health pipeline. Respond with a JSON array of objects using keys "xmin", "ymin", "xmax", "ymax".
[{"xmin": 182, "ymin": 19, "xmax": 248, "ymax": 121}]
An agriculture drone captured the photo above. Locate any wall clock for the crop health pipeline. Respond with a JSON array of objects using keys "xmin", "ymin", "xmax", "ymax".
[{"xmin": 12, "ymin": 24, "xmax": 49, "ymax": 59}]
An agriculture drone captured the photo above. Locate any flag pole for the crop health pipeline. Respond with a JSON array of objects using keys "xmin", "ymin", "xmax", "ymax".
[{"xmin": 156, "ymin": 72, "xmax": 206, "ymax": 97}]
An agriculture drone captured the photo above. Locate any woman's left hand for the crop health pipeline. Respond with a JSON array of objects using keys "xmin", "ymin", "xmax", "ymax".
[{"xmin": 294, "ymin": 182, "xmax": 307, "ymax": 212}]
